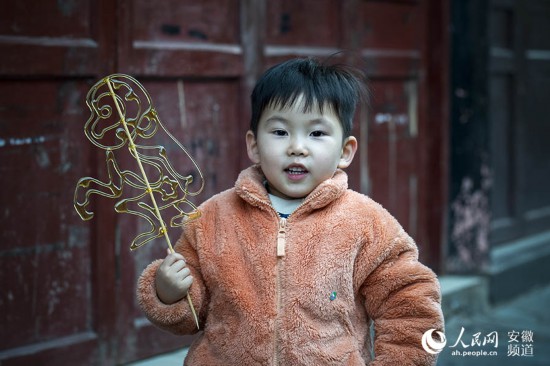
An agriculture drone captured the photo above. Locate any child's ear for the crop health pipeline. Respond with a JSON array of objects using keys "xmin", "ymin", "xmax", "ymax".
[
  {"xmin": 246, "ymin": 130, "xmax": 261, "ymax": 164},
  {"xmin": 338, "ymin": 136, "xmax": 358, "ymax": 169}
]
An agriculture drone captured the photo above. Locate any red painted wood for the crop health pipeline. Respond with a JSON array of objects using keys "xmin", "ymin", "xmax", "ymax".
[
  {"xmin": 0, "ymin": 1, "xmax": 99, "ymax": 76},
  {"xmin": 0, "ymin": 79, "xmax": 101, "ymax": 361},
  {"xmin": 0, "ymin": 0, "xmax": 117, "ymax": 364},
  {"xmin": 0, "ymin": 0, "xmax": 449, "ymax": 364},
  {"xmin": 118, "ymin": 0, "xmax": 243, "ymax": 77},
  {"xmin": 265, "ymin": 0, "xmax": 341, "ymax": 47}
]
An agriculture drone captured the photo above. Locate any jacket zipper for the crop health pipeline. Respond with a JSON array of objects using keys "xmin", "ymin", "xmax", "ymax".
[
  {"xmin": 277, "ymin": 217, "xmax": 287, "ymax": 257},
  {"xmin": 274, "ymin": 217, "xmax": 286, "ymax": 365}
]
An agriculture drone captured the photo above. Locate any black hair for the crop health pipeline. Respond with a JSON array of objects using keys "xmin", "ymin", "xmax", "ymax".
[{"xmin": 250, "ymin": 57, "xmax": 367, "ymax": 138}]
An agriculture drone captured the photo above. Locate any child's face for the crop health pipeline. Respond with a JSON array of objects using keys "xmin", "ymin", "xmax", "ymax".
[{"xmin": 246, "ymin": 96, "xmax": 357, "ymax": 199}]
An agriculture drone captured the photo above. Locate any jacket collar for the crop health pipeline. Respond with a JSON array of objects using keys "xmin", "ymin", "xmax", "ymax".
[{"xmin": 235, "ymin": 165, "xmax": 348, "ymax": 216}]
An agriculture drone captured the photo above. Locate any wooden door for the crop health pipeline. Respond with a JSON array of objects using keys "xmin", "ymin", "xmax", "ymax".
[
  {"xmin": 489, "ymin": 0, "xmax": 550, "ymax": 244},
  {"xmin": 0, "ymin": 0, "xmax": 448, "ymax": 364},
  {"xmin": 0, "ymin": 0, "xmax": 117, "ymax": 364},
  {"xmin": 0, "ymin": 0, "xmax": 245, "ymax": 364}
]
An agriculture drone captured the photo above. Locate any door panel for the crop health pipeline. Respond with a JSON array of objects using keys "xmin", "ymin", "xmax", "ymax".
[
  {"xmin": 489, "ymin": 0, "xmax": 550, "ymax": 244},
  {"xmin": 0, "ymin": 0, "xmax": 105, "ymax": 76},
  {"xmin": 0, "ymin": 1, "xmax": 114, "ymax": 363},
  {"xmin": 120, "ymin": 0, "xmax": 242, "ymax": 77},
  {"xmin": 0, "ymin": 79, "xmax": 100, "ymax": 364},
  {"xmin": 367, "ymin": 79, "xmax": 419, "ymax": 239}
]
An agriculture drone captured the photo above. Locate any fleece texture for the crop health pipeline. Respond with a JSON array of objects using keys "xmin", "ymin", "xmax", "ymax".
[{"xmin": 137, "ymin": 165, "xmax": 444, "ymax": 365}]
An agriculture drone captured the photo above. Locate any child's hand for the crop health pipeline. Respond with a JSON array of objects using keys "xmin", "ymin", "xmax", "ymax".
[{"xmin": 155, "ymin": 250, "xmax": 194, "ymax": 304}]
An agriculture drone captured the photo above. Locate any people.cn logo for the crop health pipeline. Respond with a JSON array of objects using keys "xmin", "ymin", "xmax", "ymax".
[{"xmin": 421, "ymin": 329, "xmax": 447, "ymax": 354}]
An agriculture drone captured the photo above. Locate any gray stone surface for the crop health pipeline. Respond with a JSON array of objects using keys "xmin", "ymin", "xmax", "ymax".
[{"xmin": 437, "ymin": 283, "xmax": 550, "ymax": 365}]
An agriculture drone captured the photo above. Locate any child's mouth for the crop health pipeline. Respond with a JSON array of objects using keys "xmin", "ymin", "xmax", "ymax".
[{"xmin": 285, "ymin": 166, "xmax": 308, "ymax": 180}]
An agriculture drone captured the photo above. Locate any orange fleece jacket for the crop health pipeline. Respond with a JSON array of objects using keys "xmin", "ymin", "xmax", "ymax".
[{"xmin": 137, "ymin": 166, "xmax": 444, "ymax": 365}]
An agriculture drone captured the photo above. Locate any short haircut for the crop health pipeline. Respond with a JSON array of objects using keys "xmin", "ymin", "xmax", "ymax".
[{"xmin": 250, "ymin": 57, "xmax": 367, "ymax": 138}]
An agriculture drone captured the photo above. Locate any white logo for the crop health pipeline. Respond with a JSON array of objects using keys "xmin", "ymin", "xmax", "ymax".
[{"xmin": 422, "ymin": 329, "xmax": 447, "ymax": 354}]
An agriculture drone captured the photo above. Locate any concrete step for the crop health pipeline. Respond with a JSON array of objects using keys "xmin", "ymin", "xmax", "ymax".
[
  {"xmin": 487, "ymin": 230, "xmax": 550, "ymax": 304},
  {"xmin": 440, "ymin": 275, "xmax": 489, "ymax": 320}
]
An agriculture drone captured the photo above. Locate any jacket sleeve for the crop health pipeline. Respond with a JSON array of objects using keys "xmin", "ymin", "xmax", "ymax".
[
  {"xmin": 359, "ymin": 214, "xmax": 444, "ymax": 365},
  {"xmin": 136, "ymin": 219, "xmax": 209, "ymax": 335}
]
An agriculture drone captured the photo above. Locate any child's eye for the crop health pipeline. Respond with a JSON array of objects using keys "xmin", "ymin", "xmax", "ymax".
[
  {"xmin": 272, "ymin": 129, "xmax": 288, "ymax": 136},
  {"xmin": 310, "ymin": 130, "xmax": 327, "ymax": 137}
]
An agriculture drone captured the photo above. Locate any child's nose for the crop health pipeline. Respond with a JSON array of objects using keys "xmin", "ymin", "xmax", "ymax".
[{"xmin": 287, "ymin": 136, "xmax": 308, "ymax": 156}]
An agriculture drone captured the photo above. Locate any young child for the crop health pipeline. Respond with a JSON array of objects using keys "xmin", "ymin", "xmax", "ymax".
[{"xmin": 137, "ymin": 58, "xmax": 444, "ymax": 365}]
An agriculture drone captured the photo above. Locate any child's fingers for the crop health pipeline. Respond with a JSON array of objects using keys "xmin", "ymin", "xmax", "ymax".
[
  {"xmin": 163, "ymin": 252, "xmax": 185, "ymax": 266},
  {"xmin": 171, "ymin": 258, "xmax": 187, "ymax": 272},
  {"xmin": 181, "ymin": 275, "xmax": 194, "ymax": 291}
]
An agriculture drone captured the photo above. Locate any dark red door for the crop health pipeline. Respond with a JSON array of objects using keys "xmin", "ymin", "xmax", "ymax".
[
  {"xmin": 0, "ymin": 0, "xmax": 244, "ymax": 364},
  {"xmin": 0, "ymin": 1, "xmax": 448, "ymax": 364},
  {"xmin": 0, "ymin": 0, "xmax": 117, "ymax": 364}
]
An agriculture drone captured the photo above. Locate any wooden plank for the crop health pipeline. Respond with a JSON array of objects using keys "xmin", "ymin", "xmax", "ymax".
[
  {"xmin": 265, "ymin": 0, "xmax": 341, "ymax": 46},
  {"xmin": 0, "ymin": 0, "xmax": 118, "ymax": 364},
  {"xmin": 118, "ymin": 0, "xmax": 243, "ymax": 77},
  {"xmin": 417, "ymin": 0, "xmax": 450, "ymax": 271},
  {"xmin": 488, "ymin": 0, "xmax": 550, "ymax": 245},
  {"xmin": 0, "ymin": 1, "xmax": 100, "ymax": 76},
  {"xmin": 0, "ymin": 332, "xmax": 99, "ymax": 366},
  {"xmin": 0, "ymin": 79, "xmax": 100, "ymax": 360}
]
